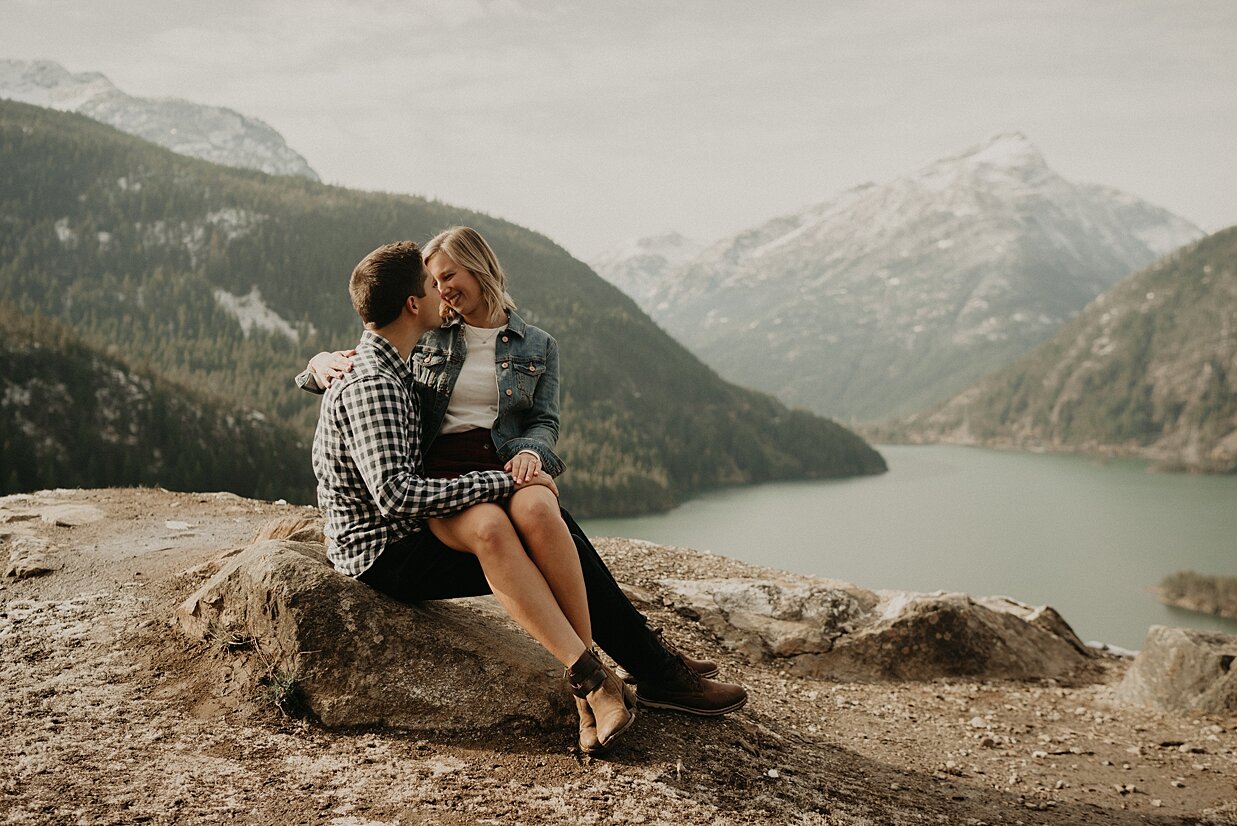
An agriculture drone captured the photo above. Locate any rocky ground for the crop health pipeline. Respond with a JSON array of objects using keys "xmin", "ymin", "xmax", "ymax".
[{"xmin": 1, "ymin": 488, "xmax": 1234, "ymax": 825}]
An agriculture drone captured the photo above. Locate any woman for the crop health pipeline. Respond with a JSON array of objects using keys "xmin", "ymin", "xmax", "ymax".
[{"xmin": 302, "ymin": 227, "xmax": 742, "ymax": 753}]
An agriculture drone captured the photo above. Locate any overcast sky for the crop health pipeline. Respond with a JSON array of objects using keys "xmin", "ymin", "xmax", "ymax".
[{"xmin": 2, "ymin": 0, "xmax": 1234, "ymax": 258}]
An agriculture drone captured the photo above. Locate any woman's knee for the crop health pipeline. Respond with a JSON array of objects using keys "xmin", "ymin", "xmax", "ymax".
[
  {"xmin": 463, "ymin": 505, "xmax": 519, "ymax": 553},
  {"xmin": 509, "ymin": 489, "xmax": 566, "ymax": 537}
]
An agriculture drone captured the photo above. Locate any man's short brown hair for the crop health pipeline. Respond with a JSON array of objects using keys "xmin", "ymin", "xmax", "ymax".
[{"xmin": 349, "ymin": 241, "xmax": 426, "ymax": 327}]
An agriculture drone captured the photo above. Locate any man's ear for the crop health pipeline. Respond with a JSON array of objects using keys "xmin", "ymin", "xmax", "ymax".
[{"xmin": 404, "ymin": 294, "xmax": 420, "ymax": 317}]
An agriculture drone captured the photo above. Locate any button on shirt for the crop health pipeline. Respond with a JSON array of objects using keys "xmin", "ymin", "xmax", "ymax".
[{"xmin": 311, "ymin": 330, "xmax": 515, "ymax": 577}]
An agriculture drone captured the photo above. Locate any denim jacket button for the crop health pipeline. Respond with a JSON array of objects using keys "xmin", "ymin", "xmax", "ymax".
[
  {"xmin": 502, "ymin": 336, "xmax": 509, "ymax": 343},
  {"xmin": 505, "ymin": 388, "xmax": 513, "ymax": 396},
  {"xmin": 501, "ymin": 362, "xmax": 509, "ymax": 368}
]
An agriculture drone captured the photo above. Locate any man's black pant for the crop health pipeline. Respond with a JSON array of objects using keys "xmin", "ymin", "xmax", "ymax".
[{"xmin": 357, "ymin": 508, "xmax": 672, "ymax": 680}]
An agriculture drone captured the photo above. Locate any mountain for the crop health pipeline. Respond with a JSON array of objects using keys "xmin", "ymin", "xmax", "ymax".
[
  {"xmin": 591, "ymin": 232, "xmax": 703, "ymax": 303},
  {"xmin": 887, "ymin": 228, "xmax": 1237, "ymax": 472},
  {"xmin": 0, "ymin": 59, "xmax": 319, "ymax": 181},
  {"xmin": 0, "ymin": 302, "xmax": 313, "ymax": 499},
  {"xmin": 0, "ymin": 100, "xmax": 885, "ymax": 515},
  {"xmin": 595, "ymin": 133, "xmax": 1203, "ymax": 423}
]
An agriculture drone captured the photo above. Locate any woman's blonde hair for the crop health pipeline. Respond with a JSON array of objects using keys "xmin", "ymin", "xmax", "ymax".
[{"xmin": 422, "ymin": 226, "xmax": 517, "ymax": 323}]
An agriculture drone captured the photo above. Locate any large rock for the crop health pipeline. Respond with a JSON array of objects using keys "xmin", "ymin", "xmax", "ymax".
[
  {"xmin": 658, "ymin": 577, "xmax": 1096, "ymax": 682},
  {"xmin": 177, "ymin": 539, "xmax": 572, "ymax": 730},
  {"xmin": 814, "ymin": 592, "xmax": 1096, "ymax": 681},
  {"xmin": 1116, "ymin": 625, "xmax": 1237, "ymax": 715},
  {"xmin": 659, "ymin": 576, "xmax": 874, "ymax": 660}
]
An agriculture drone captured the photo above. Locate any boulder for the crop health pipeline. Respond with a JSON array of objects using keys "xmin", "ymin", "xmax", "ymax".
[
  {"xmin": 658, "ymin": 577, "xmax": 872, "ymax": 660},
  {"xmin": 1116, "ymin": 625, "xmax": 1237, "ymax": 715},
  {"xmin": 657, "ymin": 577, "xmax": 1095, "ymax": 682},
  {"xmin": 177, "ymin": 539, "xmax": 573, "ymax": 730},
  {"xmin": 815, "ymin": 592, "xmax": 1096, "ymax": 681}
]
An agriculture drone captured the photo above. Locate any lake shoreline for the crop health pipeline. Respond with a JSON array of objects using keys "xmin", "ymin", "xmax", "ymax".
[{"xmin": 583, "ymin": 444, "xmax": 1237, "ymax": 651}]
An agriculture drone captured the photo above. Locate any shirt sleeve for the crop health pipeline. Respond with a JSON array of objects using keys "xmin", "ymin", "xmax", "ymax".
[
  {"xmin": 337, "ymin": 375, "xmax": 515, "ymax": 519},
  {"xmin": 295, "ymin": 366, "xmax": 326, "ymax": 395}
]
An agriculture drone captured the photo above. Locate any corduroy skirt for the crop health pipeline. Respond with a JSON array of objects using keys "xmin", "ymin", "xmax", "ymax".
[{"xmin": 424, "ymin": 427, "xmax": 503, "ymax": 478}]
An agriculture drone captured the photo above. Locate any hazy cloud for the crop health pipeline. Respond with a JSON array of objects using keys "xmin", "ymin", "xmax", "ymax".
[{"xmin": 0, "ymin": 0, "xmax": 1232, "ymax": 255}]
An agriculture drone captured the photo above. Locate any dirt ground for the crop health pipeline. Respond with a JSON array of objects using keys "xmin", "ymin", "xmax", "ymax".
[{"xmin": 1, "ymin": 488, "xmax": 1234, "ymax": 825}]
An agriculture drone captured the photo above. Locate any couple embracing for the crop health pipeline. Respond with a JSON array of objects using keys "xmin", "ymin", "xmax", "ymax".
[{"xmin": 300, "ymin": 227, "xmax": 746, "ymax": 755}]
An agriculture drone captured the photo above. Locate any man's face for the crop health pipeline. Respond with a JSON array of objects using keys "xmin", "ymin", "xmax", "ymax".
[{"xmin": 416, "ymin": 266, "xmax": 442, "ymax": 325}]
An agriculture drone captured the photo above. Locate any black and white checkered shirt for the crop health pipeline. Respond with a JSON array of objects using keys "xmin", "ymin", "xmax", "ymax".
[{"xmin": 311, "ymin": 330, "xmax": 515, "ymax": 576}]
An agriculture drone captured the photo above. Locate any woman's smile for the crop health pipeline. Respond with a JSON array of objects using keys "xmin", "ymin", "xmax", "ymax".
[{"xmin": 427, "ymin": 252, "xmax": 488, "ymax": 322}]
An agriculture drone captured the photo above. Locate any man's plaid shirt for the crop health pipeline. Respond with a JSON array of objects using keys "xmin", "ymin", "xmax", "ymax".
[{"xmin": 312, "ymin": 330, "xmax": 515, "ymax": 576}]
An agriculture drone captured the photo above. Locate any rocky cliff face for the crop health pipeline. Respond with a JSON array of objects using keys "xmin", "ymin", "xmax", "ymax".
[
  {"xmin": 0, "ymin": 59, "xmax": 319, "ymax": 180},
  {"xmin": 593, "ymin": 133, "xmax": 1202, "ymax": 423}
]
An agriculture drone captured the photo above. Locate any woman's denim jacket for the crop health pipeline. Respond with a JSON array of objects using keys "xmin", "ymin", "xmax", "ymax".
[{"xmin": 411, "ymin": 310, "xmax": 565, "ymax": 477}]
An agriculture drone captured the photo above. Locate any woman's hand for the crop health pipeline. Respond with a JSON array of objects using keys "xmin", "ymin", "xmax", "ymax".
[
  {"xmin": 505, "ymin": 451, "xmax": 542, "ymax": 483},
  {"xmin": 308, "ymin": 349, "xmax": 356, "ymax": 388}
]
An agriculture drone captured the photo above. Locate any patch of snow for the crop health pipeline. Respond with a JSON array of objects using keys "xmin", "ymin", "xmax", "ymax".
[
  {"xmin": 213, "ymin": 287, "xmax": 299, "ymax": 342},
  {"xmin": 54, "ymin": 218, "xmax": 76, "ymax": 245},
  {"xmin": 205, "ymin": 208, "xmax": 266, "ymax": 242}
]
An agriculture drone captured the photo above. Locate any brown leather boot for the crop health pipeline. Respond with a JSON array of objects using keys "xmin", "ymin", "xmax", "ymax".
[
  {"xmin": 567, "ymin": 649, "xmax": 635, "ymax": 753},
  {"xmin": 615, "ymin": 626, "xmax": 719, "ymax": 683},
  {"xmin": 574, "ymin": 696, "xmax": 601, "ymax": 755},
  {"xmin": 635, "ymin": 653, "xmax": 747, "ymax": 716}
]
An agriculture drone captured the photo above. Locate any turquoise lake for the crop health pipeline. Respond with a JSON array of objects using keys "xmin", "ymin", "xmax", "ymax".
[{"xmin": 582, "ymin": 445, "xmax": 1237, "ymax": 651}]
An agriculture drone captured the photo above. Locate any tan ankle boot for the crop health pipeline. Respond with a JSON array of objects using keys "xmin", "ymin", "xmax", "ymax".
[
  {"xmin": 574, "ymin": 696, "xmax": 601, "ymax": 755},
  {"xmin": 567, "ymin": 649, "xmax": 635, "ymax": 753}
]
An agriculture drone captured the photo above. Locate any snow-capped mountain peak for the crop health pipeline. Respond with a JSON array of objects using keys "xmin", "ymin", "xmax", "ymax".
[
  {"xmin": 0, "ymin": 59, "xmax": 319, "ymax": 181},
  {"xmin": 0, "ymin": 59, "xmax": 117, "ymax": 110},
  {"xmin": 959, "ymin": 131, "xmax": 1044, "ymax": 169},
  {"xmin": 913, "ymin": 131, "xmax": 1053, "ymax": 193},
  {"xmin": 594, "ymin": 132, "xmax": 1204, "ymax": 423}
]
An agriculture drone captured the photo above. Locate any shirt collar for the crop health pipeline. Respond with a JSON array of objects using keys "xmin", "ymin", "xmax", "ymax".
[{"xmin": 358, "ymin": 329, "xmax": 413, "ymax": 383}]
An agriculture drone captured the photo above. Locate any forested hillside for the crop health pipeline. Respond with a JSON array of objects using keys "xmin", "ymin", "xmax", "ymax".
[
  {"xmin": 0, "ymin": 100, "xmax": 884, "ymax": 514},
  {"xmin": 889, "ymin": 228, "xmax": 1237, "ymax": 472},
  {"xmin": 0, "ymin": 303, "xmax": 313, "ymax": 499}
]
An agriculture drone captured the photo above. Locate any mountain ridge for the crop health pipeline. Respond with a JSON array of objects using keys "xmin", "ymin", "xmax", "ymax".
[{"xmin": 884, "ymin": 227, "xmax": 1237, "ymax": 472}]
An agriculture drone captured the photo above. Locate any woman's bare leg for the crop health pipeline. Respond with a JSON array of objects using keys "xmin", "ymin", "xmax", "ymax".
[
  {"xmin": 507, "ymin": 486, "xmax": 592, "ymax": 647},
  {"xmin": 429, "ymin": 503, "xmax": 585, "ymax": 667}
]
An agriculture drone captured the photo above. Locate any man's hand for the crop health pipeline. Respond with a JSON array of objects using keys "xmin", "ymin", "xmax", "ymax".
[
  {"xmin": 514, "ymin": 472, "xmax": 558, "ymax": 498},
  {"xmin": 308, "ymin": 349, "xmax": 357, "ymax": 388},
  {"xmin": 505, "ymin": 450, "xmax": 542, "ymax": 483}
]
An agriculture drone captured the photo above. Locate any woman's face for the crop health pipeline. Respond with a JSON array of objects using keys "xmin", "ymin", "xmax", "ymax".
[{"xmin": 427, "ymin": 252, "xmax": 487, "ymax": 322}]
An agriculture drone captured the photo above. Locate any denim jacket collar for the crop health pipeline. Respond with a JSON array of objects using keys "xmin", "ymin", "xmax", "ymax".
[{"xmin": 440, "ymin": 309, "xmax": 528, "ymax": 339}]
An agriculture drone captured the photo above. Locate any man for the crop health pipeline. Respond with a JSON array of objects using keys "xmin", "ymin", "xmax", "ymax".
[{"xmin": 309, "ymin": 241, "xmax": 746, "ymax": 752}]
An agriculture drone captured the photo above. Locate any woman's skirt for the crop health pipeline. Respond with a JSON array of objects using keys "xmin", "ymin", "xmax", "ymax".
[{"xmin": 424, "ymin": 428, "xmax": 504, "ymax": 478}]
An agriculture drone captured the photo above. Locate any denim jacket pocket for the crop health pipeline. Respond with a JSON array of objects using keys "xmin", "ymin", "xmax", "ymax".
[
  {"xmin": 510, "ymin": 358, "xmax": 545, "ymax": 402},
  {"xmin": 412, "ymin": 351, "xmax": 449, "ymax": 390}
]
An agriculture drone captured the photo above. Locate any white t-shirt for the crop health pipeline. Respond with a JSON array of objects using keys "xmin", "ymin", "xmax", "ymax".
[{"xmin": 440, "ymin": 323, "xmax": 501, "ymax": 434}]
